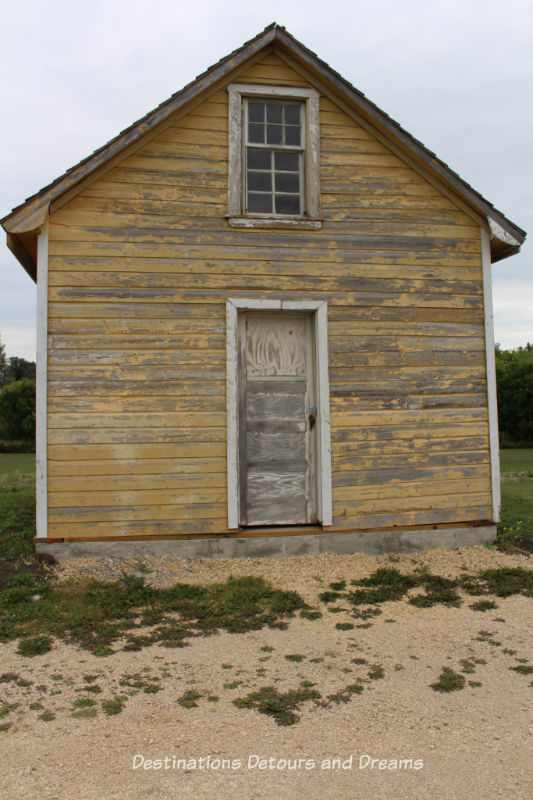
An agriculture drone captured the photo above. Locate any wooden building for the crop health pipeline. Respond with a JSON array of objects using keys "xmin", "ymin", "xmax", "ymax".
[{"xmin": 2, "ymin": 24, "xmax": 526, "ymax": 558}]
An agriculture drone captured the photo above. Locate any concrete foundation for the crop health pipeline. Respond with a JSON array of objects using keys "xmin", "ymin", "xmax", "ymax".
[{"xmin": 36, "ymin": 525, "xmax": 497, "ymax": 561}]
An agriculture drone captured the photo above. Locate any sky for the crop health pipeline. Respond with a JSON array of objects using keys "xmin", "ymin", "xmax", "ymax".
[{"xmin": 0, "ymin": 0, "xmax": 531, "ymax": 360}]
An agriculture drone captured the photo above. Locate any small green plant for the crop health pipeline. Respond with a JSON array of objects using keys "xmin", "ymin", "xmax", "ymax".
[
  {"xmin": 234, "ymin": 685, "xmax": 321, "ymax": 726},
  {"xmin": 367, "ymin": 664, "xmax": 384, "ymax": 680},
  {"xmin": 260, "ymin": 646, "xmax": 274, "ymax": 652},
  {"xmin": 329, "ymin": 580, "xmax": 346, "ymax": 591},
  {"xmin": 510, "ymin": 665, "xmax": 533, "ymax": 675},
  {"xmin": 322, "ymin": 684, "xmax": 364, "ymax": 705},
  {"xmin": 224, "ymin": 680, "xmax": 242, "ymax": 690},
  {"xmin": 459, "ymin": 660, "xmax": 476, "ymax": 674},
  {"xmin": 16, "ymin": 635, "xmax": 53, "ymax": 657},
  {"xmin": 470, "ymin": 600, "xmax": 498, "ymax": 612},
  {"xmin": 102, "ymin": 697, "xmax": 126, "ymax": 716},
  {"xmin": 300, "ymin": 609, "xmax": 322, "ymax": 620},
  {"xmin": 285, "ymin": 654, "xmax": 305, "ymax": 663},
  {"xmin": 335, "ymin": 622, "xmax": 354, "ymax": 630},
  {"xmin": 178, "ymin": 690, "xmax": 202, "ymax": 708},
  {"xmin": 73, "ymin": 697, "xmax": 96, "ymax": 709},
  {"xmin": 431, "ymin": 668, "xmax": 466, "ymax": 693},
  {"xmin": 39, "ymin": 710, "xmax": 55, "ymax": 722}
]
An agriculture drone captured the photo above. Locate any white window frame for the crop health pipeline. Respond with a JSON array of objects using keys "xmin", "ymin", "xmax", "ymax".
[
  {"xmin": 227, "ymin": 84, "xmax": 321, "ymax": 228},
  {"xmin": 226, "ymin": 298, "xmax": 332, "ymax": 529}
]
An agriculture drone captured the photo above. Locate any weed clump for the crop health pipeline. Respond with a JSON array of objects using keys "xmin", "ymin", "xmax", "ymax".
[
  {"xmin": 431, "ymin": 668, "xmax": 466, "ymax": 693},
  {"xmin": 16, "ymin": 635, "xmax": 52, "ymax": 657},
  {"xmin": 234, "ymin": 685, "xmax": 321, "ymax": 726}
]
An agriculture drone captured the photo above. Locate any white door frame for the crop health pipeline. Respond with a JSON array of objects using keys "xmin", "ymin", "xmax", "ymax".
[{"xmin": 226, "ymin": 298, "xmax": 332, "ymax": 529}]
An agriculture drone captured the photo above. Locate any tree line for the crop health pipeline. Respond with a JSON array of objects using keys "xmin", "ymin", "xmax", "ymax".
[
  {"xmin": 495, "ymin": 343, "xmax": 533, "ymax": 447},
  {"xmin": 0, "ymin": 338, "xmax": 36, "ymax": 450}
]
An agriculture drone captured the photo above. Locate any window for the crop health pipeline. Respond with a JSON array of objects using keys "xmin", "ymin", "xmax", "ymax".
[{"xmin": 227, "ymin": 84, "xmax": 321, "ymax": 228}]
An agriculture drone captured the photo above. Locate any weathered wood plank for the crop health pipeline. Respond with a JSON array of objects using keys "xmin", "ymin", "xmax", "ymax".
[
  {"xmin": 333, "ymin": 477, "xmax": 491, "ymax": 503},
  {"xmin": 48, "ymin": 487, "xmax": 228, "ymax": 508},
  {"xmin": 48, "ymin": 412, "xmax": 226, "ymax": 429},
  {"xmin": 332, "ymin": 506, "xmax": 492, "ymax": 530},
  {"xmin": 48, "ymin": 502, "xmax": 228, "ymax": 523},
  {"xmin": 48, "ymin": 443, "xmax": 226, "ymax": 460},
  {"xmin": 47, "ymin": 427, "xmax": 225, "ymax": 446},
  {"xmin": 47, "ymin": 457, "xmax": 226, "ymax": 477},
  {"xmin": 49, "ymin": 471, "xmax": 227, "ymax": 492}
]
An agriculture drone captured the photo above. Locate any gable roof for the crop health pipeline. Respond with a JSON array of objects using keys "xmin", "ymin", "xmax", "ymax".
[{"xmin": 2, "ymin": 22, "xmax": 526, "ymax": 280}]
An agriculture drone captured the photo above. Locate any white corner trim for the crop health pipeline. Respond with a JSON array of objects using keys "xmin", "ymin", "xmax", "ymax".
[
  {"xmin": 225, "ymin": 298, "xmax": 332, "ymax": 529},
  {"xmin": 481, "ymin": 228, "xmax": 500, "ymax": 522},
  {"xmin": 36, "ymin": 222, "xmax": 49, "ymax": 540},
  {"xmin": 488, "ymin": 217, "xmax": 522, "ymax": 248},
  {"xmin": 226, "ymin": 300, "xmax": 239, "ymax": 528}
]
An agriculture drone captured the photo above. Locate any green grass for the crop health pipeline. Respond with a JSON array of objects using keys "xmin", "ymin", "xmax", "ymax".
[
  {"xmin": 233, "ymin": 684, "xmax": 321, "ymax": 726},
  {"xmin": 497, "ymin": 449, "xmax": 533, "ymax": 552},
  {"xmin": 500, "ymin": 449, "xmax": 533, "ymax": 474},
  {"xmin": 430, "ymin": 668, "xmax": 466, "ymax": 693},
  {"xmin": 0, "ymin": 453, "xmax": 36, "ymax": 479},
  {"xmin": 0, "ymin": 572, "xmax": 310, "ymax": 654}
]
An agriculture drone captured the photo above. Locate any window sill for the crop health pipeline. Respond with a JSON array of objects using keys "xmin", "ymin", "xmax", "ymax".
[{"xmin": 227, "ymin": 216, "xmax": 323, "ymax": 230}]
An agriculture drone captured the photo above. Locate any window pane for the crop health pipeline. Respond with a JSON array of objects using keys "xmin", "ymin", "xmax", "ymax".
[
  {"xmin": 284, "ymin": 104, "xmax": 301, "ymax": 124},
  {"xmin": 266, "ymin": 103, "xmax": 282, "ymax": 123},
  {"xmin": 275, "ymin": 195, "xmax": 300, "ymax": 214},
  {"xmin": 284, "ymin": 126, "xmax": 301, "ymax": 146},
  {"xmin": 275, "ymin": 172, "xmax": 300, "ymax": 193},
  {"xmin": 248, "ymin": 171, "xmax": 272, "ymax": 191},
  {"xmin": 275, "ymin": 151, "xmax": 299, "ymax": 171},
  {"xmin": 248, "ymin": 124, "xmax": 265, "ymax": 144},
  {"xmin": 247, "ymin": 149, "xmax": 271, "ymax": 169},
  {"xmin": 266, "ymin": 124, "xmax": 283, "ymax": 145},
  {"xmin": 248, "ymin": 193, "xmax": 272, "ymax": 213},
  {"xmin": 248, "ymin": 102, "xmax": 264, "ymax": 122}
]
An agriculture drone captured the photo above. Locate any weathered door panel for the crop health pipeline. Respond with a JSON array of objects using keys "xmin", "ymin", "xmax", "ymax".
[{"xmin": 239, "ymin": 313, "xmax": 316, "ymax": 526}]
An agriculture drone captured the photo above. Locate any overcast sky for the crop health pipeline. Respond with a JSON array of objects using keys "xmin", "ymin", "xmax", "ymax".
[{"xmin": 1, "ymin": 0, "xmax": 531, "ymax": 360}]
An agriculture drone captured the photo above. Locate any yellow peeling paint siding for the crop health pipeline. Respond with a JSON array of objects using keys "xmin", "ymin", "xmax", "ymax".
[{"xmin": 46, "ymin": 52, "xmax": 491, "ymax": 541}]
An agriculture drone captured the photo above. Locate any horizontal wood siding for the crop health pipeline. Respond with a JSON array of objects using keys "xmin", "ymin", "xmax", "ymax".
[{"xmin": 46, "ymin": 51, "xmax": 491, "ymax": 540}]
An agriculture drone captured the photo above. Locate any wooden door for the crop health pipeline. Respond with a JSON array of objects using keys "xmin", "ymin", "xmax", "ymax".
[{"xmin": 238, "ymin": 312, "xmax": 317, "ymax": 526}]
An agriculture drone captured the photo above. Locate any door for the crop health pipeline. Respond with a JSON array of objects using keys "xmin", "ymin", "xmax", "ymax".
[{"xmin": 238, "ymin": 312, "xmax": 317, "ymax": 526}]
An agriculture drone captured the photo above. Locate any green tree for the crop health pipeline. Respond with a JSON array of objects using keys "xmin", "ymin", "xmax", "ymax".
[
  {"xmin": 495, "ymin": 344, "xmax": 533, "ymax": 446},
  {"xmin": 0, "ymin": 336, "xmax": 7, "ymax": 388},
  {"xmin": 2, "ymin": 356, "xmax": 36, "ymax": 386},
  {"xmin": 0, "ymin": 378, "xmax": 36, "ymax": 440}
]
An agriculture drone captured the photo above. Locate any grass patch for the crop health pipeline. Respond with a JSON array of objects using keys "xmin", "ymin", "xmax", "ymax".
[
  {"xmin": 285, "ymin": 654, "xmax": 305, "ymax": 662},
  {"xmin": 496, "ymin": 449, "xmax": 533, "ymax": 553},
  {"xmin": 510, "ymin": 665, "xmax": 533, "ymax": 675},
  {"xmin": 102, "ymin": 697, "xmax": 127, "ymax": 716},
  {"xmin": 470, "ymin": 600, "xmax": 498, "ymax": 611},
  {"xmin": 177, "ymin": 690, "xmax": 202, "ymax": 708},
  {"xmin": 322, "ymin": 684, "xmax": 364, "ymax": 705},
  {"xmin": 16, "ymin": 635, "xmax": 53, "ymax": 657},
  {"xmin": 0, "ymin": 572, "xmax": 309, "ymax": 655},
  {"xmin": 431, "ymin": 668, "xmax": 466, "ymax": 693},
  {"xmin": 367, "ymin": 664, "xmax": 384, "ymax": 680},
  {"xmin": 73, "ymin": 697, "xmax": 96, "ymax": 709},
  {"xmin": 300, "ymin": 609, "xmax": 322, "ymax": 620},
  {"xmin": 233, "ymin": 685, "xmax": 321, "ymax": 726},
  {"xmin": 335, "ymin": 622, "xmax": 354, "ymax": 630}
]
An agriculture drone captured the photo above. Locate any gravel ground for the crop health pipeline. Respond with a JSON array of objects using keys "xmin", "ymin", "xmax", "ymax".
[{"xmin": 1, "ymin": 545, "xmax": 532, "ymax": 800}]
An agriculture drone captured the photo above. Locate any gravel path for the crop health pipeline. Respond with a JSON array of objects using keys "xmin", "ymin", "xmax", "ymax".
[{"xmin": 1, "ymin": 546, "xmax": 532, "ymax": 800}]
